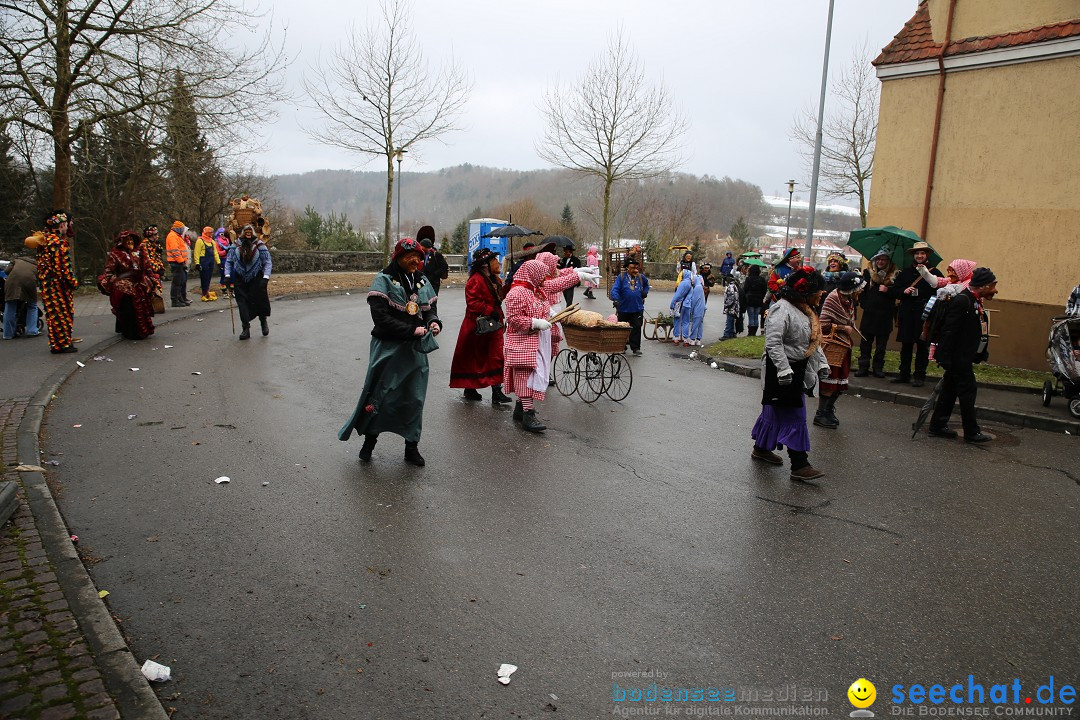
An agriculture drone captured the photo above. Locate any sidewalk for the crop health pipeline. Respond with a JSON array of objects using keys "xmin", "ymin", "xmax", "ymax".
[
  {"xmin": 701, "ymin": 351, "xmax": 1080, "ymax": 435},
  {"xmin": 0, "ymin": 284, "xmax": 220, "ymax": 720}
]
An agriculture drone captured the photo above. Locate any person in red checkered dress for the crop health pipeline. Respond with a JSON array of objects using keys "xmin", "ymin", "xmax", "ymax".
[{"xmin": 503, "ymin": 254, "xmax": 591, "ymax": 432}]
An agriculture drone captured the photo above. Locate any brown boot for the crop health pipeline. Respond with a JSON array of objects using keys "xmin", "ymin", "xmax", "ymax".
[
  {"xmin": 790, "ymin": 466, "xmax": 825, "ymax": 481},
  {"xmin": 751, "ymin": 447, "xmax": 783, "ymax": 465}
]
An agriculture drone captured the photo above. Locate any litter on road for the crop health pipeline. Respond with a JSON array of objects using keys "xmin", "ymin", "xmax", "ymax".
[
  {"xmin": 15, "ymin": 465, "xmax": 46, "ymax": 472},
  {"xmin": 215, "ymin": 476, "xmax": 230, "ymax": 484},
  {"xmin": 261, "ymin": 482, "xmax": 269, "ymax": 487},
  {"xmin": 76, "ymin": 361, "xmax": 85, "ymax": 368},
  {"xmin": 192, "ymin": 371, "xmax": 202, "ymax": 375},
  {"xmin": 164, "ymin": 345, "xmax": 174, "ymax": 348},
  {"xmin": 98, "ymin": 589, "xmax": 110, "ymax": 599},
  {"xmin": 141, "ymin": 659, "xmax": 171, "ymax": 682},
  {"xmin": 497, "ymin": 663, "xmax": 518, "ymax": 685},
  {"xmin": 129, "ymin": 367, "xmax": 139, "ymax": 372},
  {"xmin": 72, "ymin": 424, "xmax": 82, "ymax": 428},
  {"xmin": 128, "ymin": 414, "xmax": 137, "ymax": 420}
]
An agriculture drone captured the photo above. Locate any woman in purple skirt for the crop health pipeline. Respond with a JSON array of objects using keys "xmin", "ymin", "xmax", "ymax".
[{"xmin": 751, "ymin": 265, "xmax": 830, "ymax": 481}]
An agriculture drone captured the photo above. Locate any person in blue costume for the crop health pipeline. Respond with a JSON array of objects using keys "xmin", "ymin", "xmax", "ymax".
[
  {"xmin": 669, "ymin": 269, "xmax": 694, "ymax": 346},
  {"xmin": 688, "ymin": 270, "xmax": 707, "ymax": 346},
  {"xmin": 339, "ymin": 238, "xmax": 443, "ymax": 467}
]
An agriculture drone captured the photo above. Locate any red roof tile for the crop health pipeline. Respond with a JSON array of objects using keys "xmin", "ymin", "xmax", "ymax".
[{"xmin": 874, "ymin": 1, "xmax": 1080, "ymax": 66}]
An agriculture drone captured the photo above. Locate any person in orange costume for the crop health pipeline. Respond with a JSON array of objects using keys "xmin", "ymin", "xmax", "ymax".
[{"xmin": 35, "ymin": 210, "xmax": 79, "ymax": 353}]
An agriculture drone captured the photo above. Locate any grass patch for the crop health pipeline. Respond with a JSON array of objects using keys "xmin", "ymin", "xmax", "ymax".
[{"xmin": 706, "ymin": 335, "xmax": 1047, "ymax": 389}]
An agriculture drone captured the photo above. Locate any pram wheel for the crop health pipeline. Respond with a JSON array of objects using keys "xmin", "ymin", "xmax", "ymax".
[
  {"xmin": 1042, "ymin": 380, "xmax": 1053, "ymax": 407},
  {"xmin": 1070, "ymin": 398, "xmax": 1080, "ymax": 419}
]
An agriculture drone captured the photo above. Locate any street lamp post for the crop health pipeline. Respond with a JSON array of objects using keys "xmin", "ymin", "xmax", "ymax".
[
  {"xmin": 394, "ymin": 147, "xmax": 406, "ymax": 241},
  {"xmin": 784, "ymin": 179, "xmax": 796, "ymax": 249},
  {"xmin": 804, "ymin": 0, "xmax": 836, "ymax": 260}
]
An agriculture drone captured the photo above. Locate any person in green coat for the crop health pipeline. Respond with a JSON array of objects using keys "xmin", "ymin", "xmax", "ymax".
[{"xmin": 339, "ymin": 238, "xmax": 442, "ymax": 466}]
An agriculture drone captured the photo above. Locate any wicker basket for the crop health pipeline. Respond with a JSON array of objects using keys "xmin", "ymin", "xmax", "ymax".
[
  {"xmin": 562, "ymin": 324, "xmax": 631, "ymax": 353},
  {"xmin": 231, "ymin": 207, "xmax": 258, "ymax": 228}
]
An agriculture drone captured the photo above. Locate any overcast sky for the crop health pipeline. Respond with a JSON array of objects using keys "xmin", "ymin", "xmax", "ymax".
[{"xmin": 252, "ymin": 0, "xmax": 917, "ymax": 204}]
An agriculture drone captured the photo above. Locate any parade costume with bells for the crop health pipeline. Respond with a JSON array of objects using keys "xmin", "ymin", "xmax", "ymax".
[
  {"xmin": 36, "ymin": 211, "xmax": 79, "ymax": 353},
  {"xmin": 340, "ymin": 239, "xmax": 442, "ymax": 463},
  {"xmin": 99, "ymin": 231, "xmax": 155, "ymax": 340}
]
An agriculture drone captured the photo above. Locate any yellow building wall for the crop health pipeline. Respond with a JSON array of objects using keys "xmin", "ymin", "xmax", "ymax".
[
  {"xmin": 869, "ymin": 56, "xmax": 1080, "ymax": 369},
  {"xmin": 945, "ymin": 0, "xmax": 1078, "ymax": 41}
]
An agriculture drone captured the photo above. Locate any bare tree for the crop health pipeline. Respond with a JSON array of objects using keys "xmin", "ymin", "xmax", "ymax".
[
  {"xmin": 0, "ymin": 0, "xmax": 286, "ymax": 213},
  {"xmin": 304, "ymin": 0, "xmax": 471, "ymax": 263},
  {"xmin": 791, "ymin": 42, "xmax": 878, "ymax": 227},
  {"xmin": 537, "ymin": 28, "xmax": 686, "ymax": 257}
]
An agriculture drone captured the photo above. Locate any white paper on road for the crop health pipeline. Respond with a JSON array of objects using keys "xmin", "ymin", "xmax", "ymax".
[
  {"xmin": 127, "ymin": 414, "xmax": 137, "ymax": 420},
  {"xmin": 497, "ymin": 663, "xmax": 518, "ymax": 685},
  {"xmin": 129, "ymin": 367, "xmax": 139, "ymax": 372},
  {"xmin": 141, "ymin": 659, "xmax": 171, "ymax": 682},
  {"xmin": 76, "ymin": 361, "xmax": 85, "ymax": 368},
  {"xmin": 192, "ymin": 371, "xmax": 201, "ymax": 375},
  {"xmin": 214, "ymin": 476, "xmax": 230, "ymax": 484},
  {"xmin": 164, "ymin": 345, "xmax": 174, "ymax": 348}
]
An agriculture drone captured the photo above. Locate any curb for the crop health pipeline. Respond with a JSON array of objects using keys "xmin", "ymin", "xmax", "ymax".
[{"xmin": 693, "ymin": 349, "xmax": 1080, "ymax": 435}]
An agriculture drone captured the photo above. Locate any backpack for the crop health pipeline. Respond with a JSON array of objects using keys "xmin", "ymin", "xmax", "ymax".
[{"xmin": 921, "ymin": 294, "xmax": 950, "ymax": 344}]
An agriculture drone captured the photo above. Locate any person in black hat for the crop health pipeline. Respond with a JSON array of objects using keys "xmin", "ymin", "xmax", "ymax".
[
  {"xmin": 417, "ymin": 225, "xmax": 448, "ymax": 295},
  {"xmin": 891, "ymin": 241, "xmax": 943, "ymax": 387},
  {"xmin": 928, "ymin": 267, "xmax": 998, "ymax": 443},
  {"xmin": 556, "ymin": 242, "xmax": 581, "ymax": 306}
]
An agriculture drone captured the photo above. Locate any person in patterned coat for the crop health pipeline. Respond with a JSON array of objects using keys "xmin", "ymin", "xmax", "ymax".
[
  {"xmin": 36, "ymin": 210, "xmax": 79, "ymax": 353},
  {"xmin": 502, "ymin": 255, "xmax": 587, "ymax": 433},
  {"xmin": 140, "ymin": 225, "xmax": 165, "ymax": 306},
  {"xmin": 99, "ymin": 230, "xmax": 156, "ymax": 340}
]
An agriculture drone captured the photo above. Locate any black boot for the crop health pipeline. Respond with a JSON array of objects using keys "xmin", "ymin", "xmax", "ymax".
[
  {"xmin": 513, "ymin": 401, "xmax": 523, "ymax": 424},
  {"xmin": 239, "ymin": 325, "xmax": 250, "ymax": 340},
  {"xmin": 463, "ymin": 388, "xmax": 483, "ymax": 401},
  {"xmin": 521, "ymin": 409, "xmax": 547, "ymax": 433},
  {"xmin": 825, "ymin": 394, "xmax": 841, "ymax": 427},
  {"xmin": 747, "ymin": 325, "xmax": 757, "ymax": 337},
  {"xmin": 491, "ymin": 385, "xmax": 512, "ymax": 404},
  {"xmin": 404, "ymin": 442, "xmax": 425, "ymax": 466},
  {"xmin": 813, "ymin": 395, "xmax": 838, "ymax": 429},
  {"xmin": 260, "ymin": 317, "xmax": 269, "ymax": 336},
  {"xmin": 358, "ymin": 435, "xmax": 377, "ymax": 462}
]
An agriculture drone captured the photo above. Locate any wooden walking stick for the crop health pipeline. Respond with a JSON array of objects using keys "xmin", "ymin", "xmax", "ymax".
[{"xmin": 227, "ymin": 283, "xmax": 236, "ymax": 334}]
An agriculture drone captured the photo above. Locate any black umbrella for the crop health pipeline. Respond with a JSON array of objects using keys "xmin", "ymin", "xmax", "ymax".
[
  {"xmin": 481, "ymin": 222, "xmax": 545, "ymax": 269},
  {"xmin": 546, "ymin": 235, "xmax": 575, "ymax": 250},
  {"xmin": 911, "ymin": 377, "xmax": 946, "ymax": 438}
]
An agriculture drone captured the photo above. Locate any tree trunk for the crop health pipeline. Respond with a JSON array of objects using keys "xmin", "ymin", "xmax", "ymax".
[
  {"xmin": 601, "ymin": 177, "xmax": 612, "ymax": 260},
  {"xmin": 383, "ymin": 153, "xmax": 394, "ymax": 265}
]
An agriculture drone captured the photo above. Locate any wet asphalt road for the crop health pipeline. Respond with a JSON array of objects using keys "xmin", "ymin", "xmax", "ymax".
[{"xmin": 40, "ymin": 289, "xmax": 1079, "ymax": 719}]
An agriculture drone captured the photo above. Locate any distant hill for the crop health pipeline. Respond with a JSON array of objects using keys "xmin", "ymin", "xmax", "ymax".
[{"xmin": 268, "ymin": 164, "xmax": 774, "ymax": 241}]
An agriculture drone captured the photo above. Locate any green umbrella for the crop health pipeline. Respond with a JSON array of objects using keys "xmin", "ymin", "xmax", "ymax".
[
  {"xmin": 738, "ymin": 251, "xmax": 761, "ymax": 258},
  {"xmin": 743, "ymin": 258, "xmax": 769, "ymax": 268},
  {"xmin": 848, "ymin": 226, "xmax": 943, "ymax": 268}
]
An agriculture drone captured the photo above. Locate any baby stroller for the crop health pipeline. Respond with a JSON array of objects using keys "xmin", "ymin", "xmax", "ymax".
[{"xmin": 1040, "ymin": 315, "xmax": 1080, "ymax": 418}]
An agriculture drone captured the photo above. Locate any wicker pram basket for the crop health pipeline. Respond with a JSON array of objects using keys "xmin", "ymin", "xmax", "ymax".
[{"xmin": 562, "ymin": 324, "xmax": 631, "ymax": 353}]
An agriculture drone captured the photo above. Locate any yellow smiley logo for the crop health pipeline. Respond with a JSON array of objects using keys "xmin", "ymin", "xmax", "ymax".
[{"xmin": 848, "ymin": 679, "xmax": 876, "ymax": 709}]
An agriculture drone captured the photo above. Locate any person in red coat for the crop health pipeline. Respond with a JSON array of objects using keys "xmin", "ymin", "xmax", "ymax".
[{"xmin": 450, "ymin": 249, "xmax": 513, "ymax": 404}]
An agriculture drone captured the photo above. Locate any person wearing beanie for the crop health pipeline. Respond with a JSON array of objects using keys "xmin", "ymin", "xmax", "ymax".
[
  {"xmin": 890, "ymin": 241, "xmax": 943, "ymax": 387},
  {"xmin": 751, "ymin": 265, "xmax": 830, "ymax": 481},
  {"xmin": 928, "ymin": 267, "xmax": 998, "ymax": 443},
  {"xmin": 193, "ymin": 226, "xmax": 220, "ymax": 301},
  {"xmin": 339, "ymin": 237, "xmax": 442, "ymax": 466},
  {"xmin": 855, "ymin": 246, "xmax": 898, "ymax": 378},
  {"xmin": 815, "ymin": 271, "xmax": 864, "ymax": 428},
  {"xmin": 165, "ymin": 220, "xmax": 191, "ymax": 307},
  {"xmin": 417, "ymin": 225, "xmax": 448, "ymax": 295}
]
